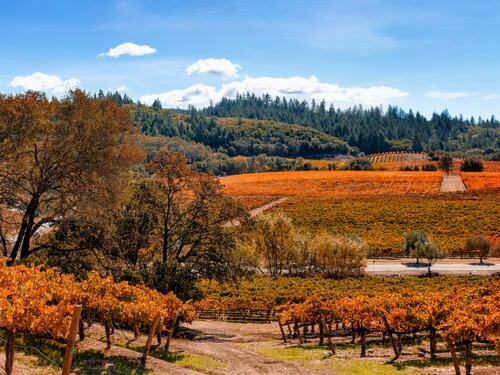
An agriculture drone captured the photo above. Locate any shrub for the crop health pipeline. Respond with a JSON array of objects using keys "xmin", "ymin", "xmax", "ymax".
[
  {"xmin": 341, "ymin": 157, "xmax": 374, "ymax": 171},
  {"xmin": 460, "ymin": 158, "xmax": 484, "ymax": 172},
  {"xmin": 400, "ymin": 165, "xmax": 420, "ymax": 171},
  {"xmin": 312, "ymin": 233, "xmax": 368, "ymax": 278},
  {"xmin": 422, "ymin": 164, "xmax": 438, "ymax": 171}
]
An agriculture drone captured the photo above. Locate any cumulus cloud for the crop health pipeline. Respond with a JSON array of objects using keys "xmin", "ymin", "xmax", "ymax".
[
  {"xmin": 186, "ymin": 58, "xmax": 241, "ymax": 79},
  {"xmin": 99, "ymin": 42, "xmax": 156, "ymax": 58},
  {"xmin": 116, "ymin": 85, "xmax": 128, "ymax": 92},
  {"xmin": 140, "ymin": 75, "xmax": 408, "ymax": 109},
  {"xmin": 9, "ymin": 72, "xmax": 80, "ymax": 94},
  {"xmin": 426, "ymin": 90, "xmax": 478, "ymax": 100}
]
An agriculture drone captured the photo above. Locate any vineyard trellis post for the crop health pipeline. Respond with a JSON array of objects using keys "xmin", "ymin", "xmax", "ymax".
[
  {"xmin": 277, "ymin": 317, "xmax": 287, "ymax": 343},
  {"xmin": 142, "ymin": 315, "xmax": 161, "ymax": 366},
  {"xmin": 62, "ymin": 304, "xmax": 82, "ymax": 375},
  {"xmin": 321, "ymin": 318, "xmax": 335, "ymax": 354},
  {"xmin": 164, "ymin": 310, "xmax": 179, "ymax": 352}
]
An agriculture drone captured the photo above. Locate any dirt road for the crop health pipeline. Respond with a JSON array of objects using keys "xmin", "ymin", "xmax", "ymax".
[{"xmin": 440, "ymin": 174, "xmax": 467, "ymax": 192}]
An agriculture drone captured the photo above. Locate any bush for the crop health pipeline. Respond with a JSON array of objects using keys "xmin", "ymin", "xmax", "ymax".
[
  {"xmin": 400, "ymin": 165, "xmax": 420, "ymax": 171},
  {"xmin": 422, "ymin": 163, "xmax": 438, "ymax": 171},
  {"xmin": 341, "ymin": 157, "xmax": 374, "ymax": 171},
  {"xmin": 460, "ymin": 158, "xmax": 484, "ymax": 172},
  {"xmin": 312, "ymin": 233, "xmax": 368, "ymax": 278}
]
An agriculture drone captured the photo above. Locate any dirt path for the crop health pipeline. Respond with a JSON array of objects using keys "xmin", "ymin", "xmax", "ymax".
[
  {"xmin": 248, "ymin": 197, "xmax": 288, "ymax": 217},
  {"xmin": 440, "ymin": 174, "xmax": 467, "ymax": 192},
  {"xmin": 82, "ymin": 321, "xmax": 330, "ymax": 375},
  {"xmin": 226, "ymin": 197, "xmax": 288, "ymax": 227}
]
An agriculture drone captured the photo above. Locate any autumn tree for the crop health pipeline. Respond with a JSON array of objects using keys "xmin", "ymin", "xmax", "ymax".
[
  {"xmin": 253, "ymin": 212, "xmax": 299, "ymax": 277},
  {"xmin": 313, "ymin": 233, "xmax": 368, "ymax": 279},
  {"xmin": 0, "ymin": 90, "xmax": 141, "ymax": 264},
  {"xmin": 139, "ymin": 150, "xmax": 248, "ymax": 298}
]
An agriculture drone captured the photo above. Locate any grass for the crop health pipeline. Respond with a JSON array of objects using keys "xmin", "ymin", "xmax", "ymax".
[
  {"xmin": 91, "ymin": 334, "xmax": 225, "ymax": 374},
  {"xmin": 256, "ymin": 344, "xmax": 331, "ymax": 361},
  {"xmin": 257, "ymin": 343, "xmax": 420, "ymax": 374},
  {"xmin": 309, "ymin": 357, "xmax": 421, "ymax": 375},
  {"xmin": 151, "ymin": 350, "xmax": 225, "ymax": 373}
]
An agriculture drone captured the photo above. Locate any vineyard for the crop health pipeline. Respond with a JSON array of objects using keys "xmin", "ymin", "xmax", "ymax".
[
  {"xmin": 221, "ymin": 171, "xmax": 443, "ymax": 197},
  {"xmin": 198, "ymin": 276, "xmax": 499, "ymax": 375},
  {"xmin": 277, "ymin": 192, "xmax": 499, "ymax": 255},
  {"xmin": 0, "ymin": 261, "xmax": 190, "ymax": 374}
]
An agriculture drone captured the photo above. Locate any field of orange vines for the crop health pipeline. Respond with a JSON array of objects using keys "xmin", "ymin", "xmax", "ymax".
[
  {"xmin": 462, "ymin": 172, "xmax": 500, "ymax": 190},
  {"xmin": 221, "ymin": 171, "xmax": 442, "ymax": 197}
]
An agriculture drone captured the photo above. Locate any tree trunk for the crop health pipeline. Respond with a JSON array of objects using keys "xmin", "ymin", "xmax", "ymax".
[
  {"xmin": 396, "ymin": 333, "xmax": 403, "ymax": 355},
  {"xmin": 104, "ymin": 321, "xmax": 112, "ymax": 349},
  {"xmin": 448, "ymin": 341, "xmax": 461, "ymax": 375},
  {"xmin": 319, "ymin": 320, "xmax": 324, "ymax": 345},
  {"xmin": 464, "ymin": 341, "xmax": 473, "ymax": 375},
  {"xmin": 5, "ymin": 331, "xmax": 15, "ymax": 375},
  {"xmin": 79, "ymin": 318, "xmax": 85, "ymax": 341},
  {"xmin": 351, "ymin": 322, "xmax": 356, "ymax": 344},
  {"xmin": 360, "ymin": 328, "xmax": 366, "ymax": 357},
  {"xmin": 429, "ymin": 326, "xmax": 437, "ymax": 359}
]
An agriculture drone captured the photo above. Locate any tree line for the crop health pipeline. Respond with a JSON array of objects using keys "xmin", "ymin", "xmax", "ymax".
[{"xmin": 201, "ymin": 93, "xmax": 499, "ymax": 155}]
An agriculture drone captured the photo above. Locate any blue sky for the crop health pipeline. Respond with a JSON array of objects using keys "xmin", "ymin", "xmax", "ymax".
[{"xmin": 1, "ymin": 0, "xmax": 499, "ymax": 117}]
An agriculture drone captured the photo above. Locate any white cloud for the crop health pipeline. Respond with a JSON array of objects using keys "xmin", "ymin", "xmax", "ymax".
[
  {"xmin": 116, "ymin": 85, "xmax": 128, "ymax": 92},
  {"xmin": 99, "ymin": 42, "xmax": 156, "ymax": 58},
  {"xmin": 482, "ymin": 94, "xmax": 500, "ymax": 100},
  {"xmin": 9, "ymin": 72, "xmax": 80, "ymax": 94},
  {"xmin": 426, "ymin": 90, "xmax": 478, "ymax": 100},
  {"xmin": 140, "ymin": 75, "xmax": 408, "ymax": 109},
  {"xmin": 186, "ymin": 58, "xmax": 241, "ymax": 79}
]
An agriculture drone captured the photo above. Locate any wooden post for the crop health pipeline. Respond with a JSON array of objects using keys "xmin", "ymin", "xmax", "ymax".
[
  {"xmin": 164, "ymin": 312, "xmax": 179, "ymax": 352},
  {"xmin": 321, "ymin": 318, "xmax": 335, "ymax": 354},
  {"xmin": 277, "ymin": 318, "xmax": 287, "ymax": 343},
  {"xmin": 62, "ymin": 305, "xmax": 82, "ymax": 375},
  {"xmin": 5, "ymin": 330, "xmax": 15, "ymax": 375},
  {"xmin": 447, "ymin": 340, "xmax": 461, "ymax": 375},
  {"xmin": 142, "ymin": 316, "xmax": 161, "ymax": 366}
]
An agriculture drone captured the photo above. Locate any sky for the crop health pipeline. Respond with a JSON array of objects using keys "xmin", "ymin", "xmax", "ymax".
[{"xmin": 1, "ymin": 0, "xmax": 500, "ymax": 118}]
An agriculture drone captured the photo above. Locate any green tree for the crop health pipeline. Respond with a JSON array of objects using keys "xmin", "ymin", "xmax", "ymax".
[
  {"xmin": 465, "ymin": 236, "xmax": 490, "ymax": 264},
  {"xmin": 402, "ymin": 230, "xmax": 430, "ymax": 264},
  {"xmin": 438, "ymin": 154, "xmax": 454, "ymax": 174},
  {"xmin": 418, "ymin": 241, "xmax": 444, "ymax": 275}
]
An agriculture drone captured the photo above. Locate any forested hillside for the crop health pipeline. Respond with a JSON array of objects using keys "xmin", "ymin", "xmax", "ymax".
[
  {"xmin": 99, "ymin": 91, "xmax": 500, "ymax": 164},
  {"xmin": 131, "ymin": 103, "xmax": 352, "ymax": 158},
  {"xmin": 202, "ymin": 93, "xmax": 500, "ymax": 154}
]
